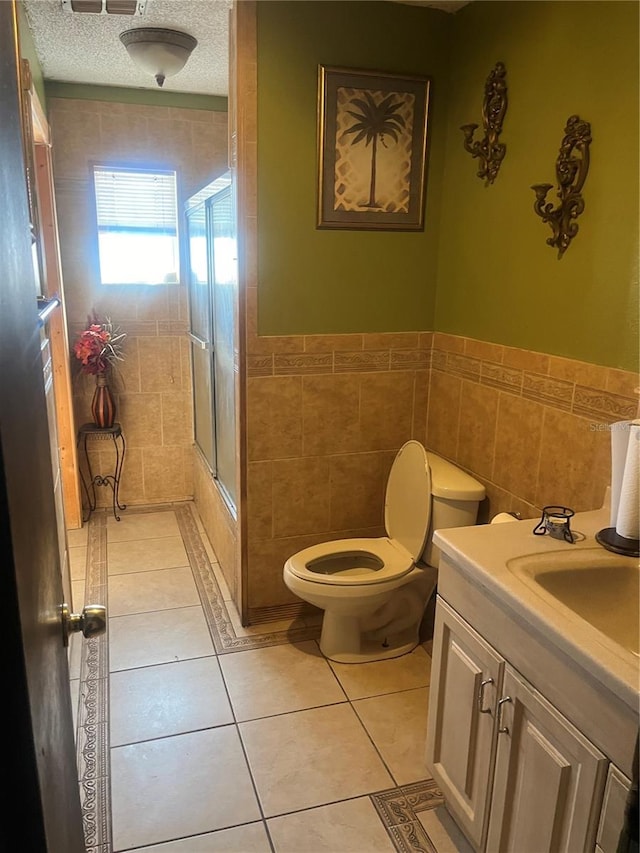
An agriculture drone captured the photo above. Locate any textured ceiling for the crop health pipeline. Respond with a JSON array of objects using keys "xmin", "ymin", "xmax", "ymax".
[
  {"xmin": 23, "ymin": 0, "xmax": 470, "ymax": 98},
  {"xmin": 23, "ymin": 0, "xmax": 231, "ymax": 96}
]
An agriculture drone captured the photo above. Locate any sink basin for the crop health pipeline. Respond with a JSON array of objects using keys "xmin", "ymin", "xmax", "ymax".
[{"xmin": 507, "ymin": 548, "xmax": 640, "ymax": 655}]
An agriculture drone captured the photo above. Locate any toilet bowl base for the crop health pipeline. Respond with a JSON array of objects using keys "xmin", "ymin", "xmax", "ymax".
[
  {"xmin": 319, "ymin": 610, "xmax": 419, "ymax": 664},
  {"xmin": 320, "ymin": 636, "xmax": 419, "ymax": 664}
]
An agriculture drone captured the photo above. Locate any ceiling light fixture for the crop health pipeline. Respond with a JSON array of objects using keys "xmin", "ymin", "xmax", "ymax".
[{"xmin": 119, "ymin": 27, "xmax": 197, "ymax": 88}]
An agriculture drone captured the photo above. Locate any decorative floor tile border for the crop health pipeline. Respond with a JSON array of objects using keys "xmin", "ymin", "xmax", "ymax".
[
  {"xmin": 75, "ymin": 503, "xmax": 321, "ymax": 851},
  {"xmin": 77, "ymin": 504, "xmax": 444, "ymax": 852},
  {"xmin": 77, "ymin": 511, "xmax": 111, "ymax": 853},
  {"xmin": 175, "ymin": 502, "xmax": 321, "ymax": 654},
  {"xmin": 371, "ymin": 778, "xmax": 446, "ymax": 853}
]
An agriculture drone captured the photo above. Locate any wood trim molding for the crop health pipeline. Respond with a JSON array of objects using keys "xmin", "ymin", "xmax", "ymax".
[
  {"xmin": 22, "ymin": 62, "xmax": 50, "ymax": 145},
  {"xmin": 232, "ymin": 0, "xmax": 256, "ymax": 625},
  {"xmin": 34, "ymin": 144, "xmax": 82, "ymax": 529}
]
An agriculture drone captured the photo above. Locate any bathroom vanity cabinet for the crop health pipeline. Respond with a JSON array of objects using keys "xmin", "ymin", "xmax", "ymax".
[
  {"xmin": 427, "ymin": 598, "xmax": 611, "ymax": 851},
  {"xmin": 425, "ymin": 524, "xmax": 637, "ymax": 853}
]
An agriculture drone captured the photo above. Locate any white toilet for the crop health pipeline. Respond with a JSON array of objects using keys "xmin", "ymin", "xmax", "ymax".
[{"xmin": 283, "ymin": 440, "xmax": 485, "ymax": 663}]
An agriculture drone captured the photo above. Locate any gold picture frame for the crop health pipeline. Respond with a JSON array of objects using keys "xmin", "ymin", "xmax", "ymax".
[{"xmin": 317, "ymin": 65, "xmax": 431, "ymax": 231}]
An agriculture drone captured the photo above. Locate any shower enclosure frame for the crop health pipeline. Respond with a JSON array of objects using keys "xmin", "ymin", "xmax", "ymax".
[{"xmin": 185, "ymin": 171, "xmax": 237, "ymax": 516}]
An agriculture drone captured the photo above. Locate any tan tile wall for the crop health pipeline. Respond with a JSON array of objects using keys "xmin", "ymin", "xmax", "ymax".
[
  {"xmin": 244, "ymin": 329, "xmax": 434, "ymax": 615},
  {"xmin": 427, "ymin": 333, "xmax": 640, "ymax": 523},
  {"xmin": 49, "ymin": 97, "xmax": 228, "ymax": 506},
  {"xmin": 193, "ymin": 449, "xmax": 238, "ymax": 599},
  {"xmin": 245, "ymin": 328, "xmax": 639, "ymax": 616}
]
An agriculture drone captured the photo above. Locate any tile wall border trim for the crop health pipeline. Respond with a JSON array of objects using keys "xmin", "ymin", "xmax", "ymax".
[{"xmin": 247, "ymin": 329, "xmax": 638, "ymax": 424}]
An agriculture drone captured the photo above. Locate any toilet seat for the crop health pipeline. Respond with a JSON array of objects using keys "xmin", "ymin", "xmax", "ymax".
[
  {"xmin": 285, "ymin": 441, "xmax": 433, "ymax": 588},
  {"xmin": 285, "ymin": 537, "xmax": 414, "ymax": 586}
]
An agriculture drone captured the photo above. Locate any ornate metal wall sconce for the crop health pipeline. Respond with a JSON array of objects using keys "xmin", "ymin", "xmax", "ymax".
[
  {"xmin": 460, "ymin": 61, "xmax": 508, "ymax": 185},
  {"xmin": 531, "ymin": 115, "xmax": 592, "ymax": 259}
]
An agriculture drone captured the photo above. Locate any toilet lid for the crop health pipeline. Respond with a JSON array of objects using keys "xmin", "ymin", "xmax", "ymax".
[{"xmin": 385, "ymin": 440, "xmax": 432, "ymax": 561}]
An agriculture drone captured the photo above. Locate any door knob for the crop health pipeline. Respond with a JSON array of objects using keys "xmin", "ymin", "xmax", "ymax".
[{"xmin": 61, "ymin": 603, "xmax": 107, "ymax": 646}]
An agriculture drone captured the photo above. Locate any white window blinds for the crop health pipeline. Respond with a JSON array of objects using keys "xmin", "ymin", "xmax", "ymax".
[
  {"xmin": 92, "ymin": 165, "xmax": 180, "ymax": 285},
  {"xmin": 93, "ymin": 166, "xmax": 178, "ymax": 235}
]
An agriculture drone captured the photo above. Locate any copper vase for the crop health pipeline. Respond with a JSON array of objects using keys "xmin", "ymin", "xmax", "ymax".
[{"xmin": 91, "ymin": 373, "xmax": 116, "ymax": 429}]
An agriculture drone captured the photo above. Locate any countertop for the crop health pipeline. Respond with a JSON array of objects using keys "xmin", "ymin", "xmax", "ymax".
[{"xmin": 433, "ymin": 506, "xmax": 640, "ymax": 714}]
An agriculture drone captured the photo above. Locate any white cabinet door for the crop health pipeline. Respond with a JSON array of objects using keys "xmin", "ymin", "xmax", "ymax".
[
  {"xmin": 426, "ymin": 597, "xmax": 504, "ymax": 850},
  {"xmin": 486, "ymin": 665, "xmax": 607, "ymax": 853},
  {"xmin": 597, "ymin": 764, "xmax": 632, "ymax": 853}
]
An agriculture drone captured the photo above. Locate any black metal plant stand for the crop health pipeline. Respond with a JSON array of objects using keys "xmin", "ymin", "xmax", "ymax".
[{"xmin": 77, "ymin": 422, "xmax": 127, "ymax": 522}]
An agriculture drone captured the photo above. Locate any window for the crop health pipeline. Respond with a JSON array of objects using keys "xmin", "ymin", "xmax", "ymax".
[{"xmin": 92, "ymin": 165, "xmax": 179, "ymax": 285}]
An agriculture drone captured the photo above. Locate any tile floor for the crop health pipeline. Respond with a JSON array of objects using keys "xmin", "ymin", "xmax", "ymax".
[{"xmin": 67, "ymin": 503, "xmax": 471, "ymax": 853}]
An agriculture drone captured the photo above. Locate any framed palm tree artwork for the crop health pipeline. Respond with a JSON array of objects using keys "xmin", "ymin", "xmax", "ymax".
[{"xmin": 317, "ymin": 65, "xmax": 431, "ymax": 230}]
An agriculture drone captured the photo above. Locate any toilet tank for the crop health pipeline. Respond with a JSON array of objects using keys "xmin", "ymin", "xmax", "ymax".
[{"xmin": 423, "ymin": 452, "xmax": 486, "ymax": 567}]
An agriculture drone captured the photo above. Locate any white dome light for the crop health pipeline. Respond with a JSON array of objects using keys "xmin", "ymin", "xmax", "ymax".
[{"xmin": 119, "ymin": 27, "xmax": 197, "ymax": 88}]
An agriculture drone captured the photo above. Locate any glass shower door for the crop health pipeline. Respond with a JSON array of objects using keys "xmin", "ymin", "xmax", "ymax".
[
  {"xmin": 185, "ymin": 172, "xmax": 237, "ymax": 513},
  {"xmin": 207, "ymin": 184, "xmax": 237, "ymax": 508},
  {"xmin": 186, "ymin": 199, "xmax": 215, "ymax": 471}
]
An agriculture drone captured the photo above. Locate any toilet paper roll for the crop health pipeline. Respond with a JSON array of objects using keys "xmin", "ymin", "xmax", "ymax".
[
  {"xmin": 610, "ymin": 420, "xmax": 633, "ymax": 527},
  {"xmin": 491, "ymin": 512, "xmax": 519, "ymax": 524},
  {"xmin": 615, "ymin": 421, "xmax": 640, "ymax": 541}
]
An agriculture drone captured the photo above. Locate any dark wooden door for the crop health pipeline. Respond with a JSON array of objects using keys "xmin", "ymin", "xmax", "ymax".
[{"xmin": 0, "ymin": 3, "xmax": 85, "ymax": 850}]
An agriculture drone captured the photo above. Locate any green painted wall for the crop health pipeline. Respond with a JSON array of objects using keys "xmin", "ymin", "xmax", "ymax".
[
  {"xmin": 257, "ymin": 1, "xmax": 452, "ymax": 334},
  {"xmin": 45, "ymin": 82, "xmax": 227, "ymax": 112},
  {"xmin": 256, "ymin": 0, "xmax": 638, "ymax": 369},
  {"xmin": 435, "ymin": 1, "xmax": 639, "ymax": 371}
]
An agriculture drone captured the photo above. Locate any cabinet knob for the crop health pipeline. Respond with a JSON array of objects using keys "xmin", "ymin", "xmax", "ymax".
[
  {"xmin": 497, "ymin": 696, "xmax": 512, "ymax": 734},
  {"xmin": 478, "ymin": 678, "xmax": 494, "ymax": 714}
]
